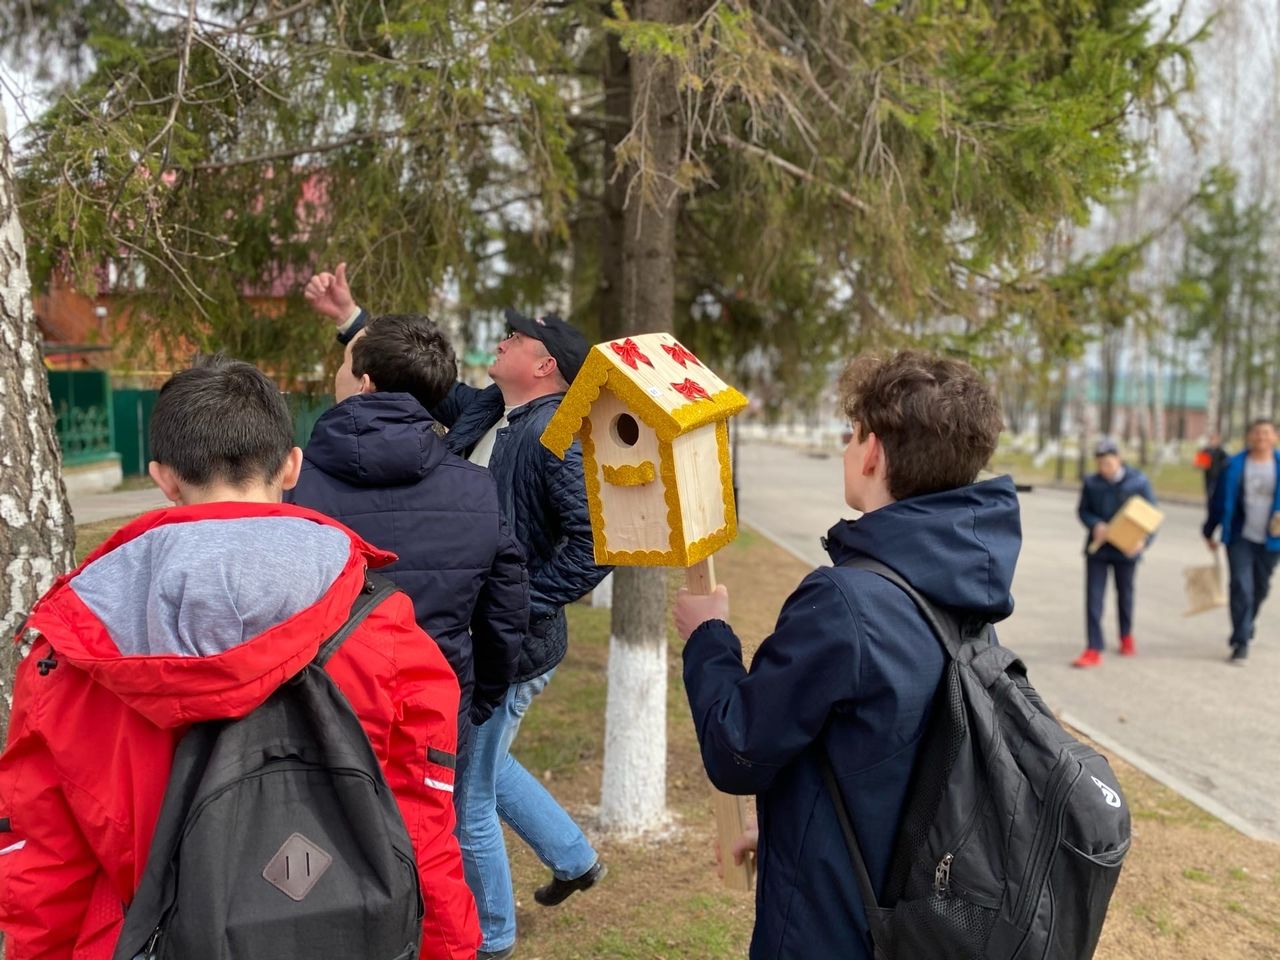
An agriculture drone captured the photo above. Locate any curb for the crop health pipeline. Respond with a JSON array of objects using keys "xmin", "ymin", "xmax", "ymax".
[{"xmin": 1058, "ymin": 711, "xmax": 1278, "ymax": 843}]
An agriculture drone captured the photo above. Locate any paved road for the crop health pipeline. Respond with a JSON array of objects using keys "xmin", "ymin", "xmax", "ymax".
[
  {"xmin": 737, "ymin": 441, "xmax": 1280, "ymax": 841},
  {"xmin": 70, "ymin": 487, "xmax": 169, "ymax": 525}
]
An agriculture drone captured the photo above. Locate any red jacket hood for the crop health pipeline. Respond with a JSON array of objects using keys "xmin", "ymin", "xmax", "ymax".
[{"xmin": 21, "ymin": 501, "xmax": 397, "ymax": 729}]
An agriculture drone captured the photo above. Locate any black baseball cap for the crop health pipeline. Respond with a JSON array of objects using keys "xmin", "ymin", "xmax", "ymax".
[
  {"xmin": 504, "ymin": 308, "xmax": 590, "ymax": 384},
  {"xmin": 1094, "ymin": 438, "xmax": 1119, "ymax": 457}
]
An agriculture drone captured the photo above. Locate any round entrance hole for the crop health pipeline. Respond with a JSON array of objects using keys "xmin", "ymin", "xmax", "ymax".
[{"xmin": 611, "ymin": 413, "xmax": 640, "ymax": 447}]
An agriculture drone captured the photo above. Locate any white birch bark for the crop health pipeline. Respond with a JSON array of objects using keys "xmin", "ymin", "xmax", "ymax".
[{"xmin": 0, "ymin": 102, "xmax": 75, "ymax": 734}]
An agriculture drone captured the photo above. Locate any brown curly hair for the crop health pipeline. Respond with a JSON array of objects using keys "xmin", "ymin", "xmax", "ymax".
[{"xmin": 839, "ymin": 351, "xmax": 1002, "ymax": 500}]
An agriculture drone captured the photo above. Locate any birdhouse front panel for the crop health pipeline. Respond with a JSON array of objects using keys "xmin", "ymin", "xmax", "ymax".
[
  {"xmin": 583, "ymin": 387, "xmax": 672, "ymax": 560},
  {"xmin": 541, "ymin": 332, "xmax": 749, "ymax": 568}
]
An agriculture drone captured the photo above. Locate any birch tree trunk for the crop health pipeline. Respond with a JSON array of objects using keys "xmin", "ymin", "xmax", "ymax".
[
  {"xmin": 0, "ymin": 103, "xmax": 75, "ymax": 735},
  {"xmin": 598, "ymin": 0, "xmax": 686, "ymax": 834}
]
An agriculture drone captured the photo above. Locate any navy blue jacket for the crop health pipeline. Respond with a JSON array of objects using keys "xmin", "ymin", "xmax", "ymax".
[
  {"xmin": 433, "ymin": 382, "xmax": 609, "ymax": 681},
  {"xmin": 1203, "ymin": 450, "xmax": 1280, "ymax": 549},
  {"xmin": 1077, "ymin": 468, "xmax": 1156, "ymax": 562},
  {"xmin": 683, "ymin": 477, "xmax": 1022, "ymax": 960},
  {"xmin": 339, "ymin": 312, "xmax": 608, "ymax": 679},
  {"xmin": 287, "ymin": 393, "xmax": 528, "ymax": 735}
]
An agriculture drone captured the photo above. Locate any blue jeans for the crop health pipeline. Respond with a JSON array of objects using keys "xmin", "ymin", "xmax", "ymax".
[
  {"xmin": 1085, "ymin": 556, "xmax": 1136, "ymax": 651},
  {"xmin": 1226, "ymin": 539, "xmax": 1279, "ymax": 650},
  {"xmin": 455, "ymin": 668, "xmax": 597, "ymax": 951}
]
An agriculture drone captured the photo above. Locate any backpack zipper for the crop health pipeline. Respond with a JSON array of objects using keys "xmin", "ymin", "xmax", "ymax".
[
  {"xmin": 933, "ymin": 853, "xmax": 953, "ymax": 895},
  {"xmin": 933, "ymin": 668, "xmax": 1018, "ymax": 882},
  {"xmin": 1012, "ymin": 749, "xmax": 1086, "ymax": 930}
]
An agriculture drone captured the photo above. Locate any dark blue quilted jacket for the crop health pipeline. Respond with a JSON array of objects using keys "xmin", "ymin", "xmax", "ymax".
[
  {"xmin": 683, "ymin": 478, "xmax": 1022, "ymax": 960},
  {"xmin": 433, "ymin": 382, "xmax": 610, "ymax": 681},
  {"xmin": 287, "ymin": 393, "xmax": 528, "ymax": 736}
]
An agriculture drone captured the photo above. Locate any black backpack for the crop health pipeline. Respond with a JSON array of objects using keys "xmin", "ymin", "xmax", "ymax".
[
  {"xmin": 113, "ymin": 573, "xmax": 424, "ymax": 960},
  {"xmin": 824, "ymin": 558, "xmax": 1130, "ymax": 960}
]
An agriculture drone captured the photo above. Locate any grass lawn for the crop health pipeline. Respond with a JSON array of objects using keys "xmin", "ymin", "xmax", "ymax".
[
  {"xmin": 991, "ymin": 450, "xmax": 1209, "ymax": 503},
  {"xmin": 74, "ymin": 517, "xmax": 1279, "ymax": 958}
]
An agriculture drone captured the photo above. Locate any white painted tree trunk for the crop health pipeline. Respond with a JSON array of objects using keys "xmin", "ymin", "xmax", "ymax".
[
  {"xmin": 1206, "ymin": 340, "xmax": 1223, "ymax": 441},
  {"xmin": 0, "ymin": 102, "xmax": 75, "ymax": 734},
  {"xmin": 597, "ymin": 0, "xmax": 685, "ymax": 834},
  {"xmin": 589, "ymin": 572, "xmax": 614, "ymax": 609},
  {"xmin": 598, "ymin": 631, "xmax": 668, "ymax": 834}
]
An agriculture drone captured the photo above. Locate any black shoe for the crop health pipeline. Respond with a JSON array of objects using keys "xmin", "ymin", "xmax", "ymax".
[
  {"xmin": 477, "ymin": 947, "xmax": 515, "ymax": 960},
  {"xmin": 534, "ymin": 861, "xmax": 607, "ymax": 907},
  {"xmin": 1229, "ymin": 645, "xmax": 1248, "ymax": 663}
]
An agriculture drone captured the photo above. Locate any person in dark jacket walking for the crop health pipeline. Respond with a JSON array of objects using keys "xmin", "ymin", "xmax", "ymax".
[
  {"xmin": 1204, "ymin": 418, "xmax": 1280, "ymax": 662},
  {"xmin": 674, "ymin": 351, "xmax": 1018, "ymax": 960},
  {"xmin": 1195, "ymin": 432, "xmax": 1230, "ymax": 501},
  {"xmin": 287, "ymin": 314, "xmax": 529, "ymax": 765},
  {"xmin": 1073, "ymin": 439, "xmax": 1157, "ymax": 668},
  {"xmin": 305, "ymin": 267, "xmax": 609, "ymax": 960}
]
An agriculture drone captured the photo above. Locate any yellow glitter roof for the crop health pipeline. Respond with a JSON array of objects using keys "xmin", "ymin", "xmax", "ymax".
[{"xmin": 542, "ymin": 333, "xmax": 748, "ymax": 458}]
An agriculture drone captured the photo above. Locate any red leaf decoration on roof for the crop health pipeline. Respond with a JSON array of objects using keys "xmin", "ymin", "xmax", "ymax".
[
  {"xmin": 662, "ymin": 341, "xmax": 702, "ymax": 368},
  {"xmin": 671, "ymin": 378, "xmax": 711, "ymax": 401},
  {"xmin": 610, "ymin": 338, "xmax": 653, "ymax": 369}
]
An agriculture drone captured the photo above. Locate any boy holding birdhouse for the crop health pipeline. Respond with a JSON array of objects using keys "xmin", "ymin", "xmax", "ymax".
[{"xmin": 674, "ymin": 351, "xmax": 1019, "ymax": 960}]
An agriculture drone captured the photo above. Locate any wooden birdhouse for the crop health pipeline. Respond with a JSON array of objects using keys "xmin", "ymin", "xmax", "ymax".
[{"xmin": 540, "ymin": 333, "xmax": 749, "ymax": 567}]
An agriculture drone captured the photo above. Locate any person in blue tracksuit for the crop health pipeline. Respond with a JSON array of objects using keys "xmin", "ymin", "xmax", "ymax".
[
  {"xmin": 1073, "ymin": 439, "xmax": 1156, "ymax": 668},
  {"xmin": 1204, "ymin": 418, "xmax": 1280, "ymax": 663},
  {"xmin": 674, "ymin": 351, "xmax": 1019, "ymax": 960}
]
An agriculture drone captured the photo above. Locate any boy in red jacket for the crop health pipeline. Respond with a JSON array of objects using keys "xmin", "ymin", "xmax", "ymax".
[{"xmin": 0, "ymin": 358, "xmax": 480, "ymax": 960}]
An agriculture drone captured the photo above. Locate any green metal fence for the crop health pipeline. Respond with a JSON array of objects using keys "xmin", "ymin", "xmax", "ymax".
[
  {"xmin": 47, "ymin": 370, "xmax": 117, "ymax": 467},
  {"xmin": 107, "ymin": 386, "xmax": 332, "ymax": 477},
  {"xmin": 113, "ymin": 389, "xmax": 158, "ymax": 477}
]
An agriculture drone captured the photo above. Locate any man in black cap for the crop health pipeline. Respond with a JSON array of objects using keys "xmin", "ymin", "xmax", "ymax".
[
  {"xmin": 305, "ymin": 267, "xmax": 609, "ymax": 960},
  {"xmin": 1073, "ymin": 438, "xmax": 1156, "ymax": 668}
]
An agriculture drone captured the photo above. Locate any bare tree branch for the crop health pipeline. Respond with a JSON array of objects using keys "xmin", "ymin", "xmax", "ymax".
[{"xmin": 714, "ymin": 132, "xmax": 868, "ymax": 213}]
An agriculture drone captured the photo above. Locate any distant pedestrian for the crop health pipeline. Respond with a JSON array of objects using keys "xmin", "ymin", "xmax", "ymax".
[
  {"xmin": 1074, "ymin": 439, "xmax": 1157, "ymax": 668},
  {"xmin": 1203, "ymin": 418, "xmax": 1280, "ymax": 663},
  {"xmin": 1194, "ymin": 432, "xmax": 1229, "ymax": 501}
]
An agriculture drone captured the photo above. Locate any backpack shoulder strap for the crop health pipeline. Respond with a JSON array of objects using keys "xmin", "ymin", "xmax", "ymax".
[
  {"xmin": 315, "ymin": 572, "xmax": 399, "ymax": 667},
  {"xmin": 821, "ymin": 556, "xmax": 972, "ymax": 954},
  {"xmin": 839, "ymin": 556, "xmax": 964, "ymax": 660},
  {"xmin": 820, "ymin": 750, "xmax": 891, "ymax": 956}
]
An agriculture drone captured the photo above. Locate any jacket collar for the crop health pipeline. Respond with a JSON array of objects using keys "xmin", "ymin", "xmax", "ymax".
[{"xmin": 506, "ymin": 392, "xmax": 565, "ymax": 423}]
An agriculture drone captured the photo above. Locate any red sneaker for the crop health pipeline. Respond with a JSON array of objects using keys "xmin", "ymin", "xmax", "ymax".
[
  {"xmin": 1072, "ymin": 649, "xmax": 1102, "ymax": 669},
  {"xmin": 1119, "ymin": 635, "xmax": 1136, "ymax": 657}
]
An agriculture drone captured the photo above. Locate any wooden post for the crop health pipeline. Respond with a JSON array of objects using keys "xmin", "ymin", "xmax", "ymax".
[{"xmin": 684, "ymin": 555, "xmax": 754, "ymax": 892}]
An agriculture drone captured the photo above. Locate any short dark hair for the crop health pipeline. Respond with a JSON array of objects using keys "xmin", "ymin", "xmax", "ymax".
[
  {"xmin": 150, "ymin": 356, "xmax": 294, "ymax": 486},
  {"xmin": 839, "ymin": 350, "xmax": 1003, "ymax": 500},
  {"xmin": 1247, "ymin": 418, "xmax": 1275, "ymax": 432},
  {"xmin": 352, "ymin": 314, "xmax": 457, "ymax": 410}
]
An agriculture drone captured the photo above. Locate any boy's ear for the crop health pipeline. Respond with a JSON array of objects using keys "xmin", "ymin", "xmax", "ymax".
[
  {"xmin": 860, "ymin": 432, "xmax": 883, "ymax": 477},
  {"xmin": 278, "ymin": 447, "xmax": 305, "ymax": 493},
  {"xmin": 358, "ymin": 373, "xmax": 376, "ymax": 394},
  {"xmin": 148, "ymin": 461, "xmax": 185, "ymax": 505}
]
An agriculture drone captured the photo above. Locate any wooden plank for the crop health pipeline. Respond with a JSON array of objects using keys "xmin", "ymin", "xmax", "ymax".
[
  {"xmin": 713, "ymin": 789, "xmax": 754, "ymax": 892},
  {"xmin": 683, "ymin": 556, "xmax": 753, "ymax": 892}
]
